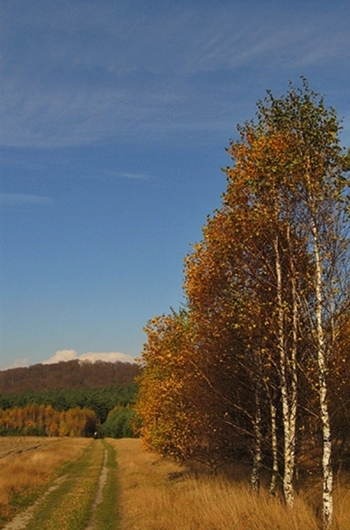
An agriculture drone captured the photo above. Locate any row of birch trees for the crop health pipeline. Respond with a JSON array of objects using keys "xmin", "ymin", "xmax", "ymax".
[{"xmin": 136, "ymin": 81, "xmax": 350, "ymax": 528}]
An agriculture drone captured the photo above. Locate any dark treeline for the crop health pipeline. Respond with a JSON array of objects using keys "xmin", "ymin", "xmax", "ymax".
[
  {"xmin": 0, "ymin": 359, "xmax": 139, "ymax": 394},
  {"xmin": 0, "ymin": 382, "xmax": 138, "ymax": 423}
]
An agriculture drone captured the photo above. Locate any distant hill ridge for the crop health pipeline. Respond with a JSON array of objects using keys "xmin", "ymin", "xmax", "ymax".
[{"xmin": 0, "ymin": 359, "xmax": 140, "ymax": 394}]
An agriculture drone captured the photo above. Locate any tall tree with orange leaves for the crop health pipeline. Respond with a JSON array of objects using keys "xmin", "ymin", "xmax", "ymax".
[
  {"xmin": 247, "ymin": 81, "xmax": 350, "ymax": 528},
  {"xmin": 137, "ymin": 80, "xmax": 350, "ymax": 528},
  {"xmin": 184, "ymin": 80, "xmax": 349, "ymax": 526}
]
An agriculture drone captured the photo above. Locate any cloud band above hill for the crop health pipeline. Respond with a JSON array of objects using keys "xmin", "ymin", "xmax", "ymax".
[
  {"xmin": 43, "ymin": 349, "xmax": 137, "ymax": 364},
  {"xmin": 3, "ymin": 350, "xmax": 137, "ymax": 370}
]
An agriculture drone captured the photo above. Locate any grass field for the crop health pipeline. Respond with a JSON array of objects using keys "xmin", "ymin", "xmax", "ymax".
[
  {"xmin": 0, "ymin": 437, "xmax": 349, "ymax": 529},
  {"xmin": 0, "ymin": 437, "xmax": 91, "ymax": 526},
  {"xmin": 114, "ymin": 440, "xmax": 310, "ymax": 530}
]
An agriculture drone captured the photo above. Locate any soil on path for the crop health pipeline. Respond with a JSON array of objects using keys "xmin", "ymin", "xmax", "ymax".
[
  {"xmin": 1, "ymin": 440, "xmax": 110, "ymax": 530},
  {"xmin": 1, "ymin": 475, "xmax": 66, "ymax": 530},
  {"xmin": 84, "ymin": 448, "xmax": 108, "ymax": 530}
]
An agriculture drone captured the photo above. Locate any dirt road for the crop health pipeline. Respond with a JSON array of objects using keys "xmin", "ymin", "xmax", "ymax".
[{"xmin": 1, "ymin": 439, "xmax": 118, "ymax": 530}]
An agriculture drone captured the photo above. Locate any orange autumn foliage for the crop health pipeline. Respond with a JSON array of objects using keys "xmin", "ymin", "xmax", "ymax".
[{"xmin": 0, "ymin": 404, "xmax": 96, "ymax": 437}]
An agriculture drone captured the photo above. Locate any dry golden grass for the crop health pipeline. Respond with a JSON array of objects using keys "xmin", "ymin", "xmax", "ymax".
[
  {"xmin": 111, "ymin": 438, "xmax": 350, "ymax": 530},
  {"xmin": 0, "ymin": 437, "xmax": 90, "ymax": 509},
  {"xmin": 0, "ymin": 437, "xmax": 44, "ymax": 458},
  {"xmin": 1, "ymin": 437, "xmax": 349, "ymax": 529}
]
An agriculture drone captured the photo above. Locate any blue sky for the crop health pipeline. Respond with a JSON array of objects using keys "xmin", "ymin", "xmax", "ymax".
[{"xmin": 1, "ymin": 0, "xmax": 349, "ymax": 370}]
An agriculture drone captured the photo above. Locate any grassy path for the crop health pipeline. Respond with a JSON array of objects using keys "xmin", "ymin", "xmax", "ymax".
[
  {"xmin": 3, "ymin": 439, "xmax": 120, "ymax": 530},
  {"xmin": 24, "ymin": 439, "xmax": 104, "ymax": 530},
  {"xmin": 91, "ymin": 441, "xmax": 120, "ymax": 530}
]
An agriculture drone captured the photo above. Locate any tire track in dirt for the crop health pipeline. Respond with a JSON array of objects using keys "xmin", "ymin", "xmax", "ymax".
[
  {"xmin": 1, "ymin": 475, "xmax": 67, "ymax": 530},
  {"xmin": 84, "ymin": 448, "xmax": 109, "ymax": 530}
]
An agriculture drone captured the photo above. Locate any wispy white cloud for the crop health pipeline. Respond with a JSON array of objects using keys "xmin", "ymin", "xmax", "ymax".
[
  {"xmin": 42, "ymin": 349, "xmax": 77, "ymax": 364},
  {"xmin": 103, "ymin": 169, "xmax": 152, "ymax": 180},
  {"xmin": 0, "ymin": 81, "xmax": 184, "ymax": 148},
  {"xmin": 3, "ymin": 357, "xmax": 31, "ymax": 370},
  {"xmin": 179, "ymin": 18, "xmax": 350, "ymax": 80},
  {"xmin": 42, "ymin": 349, "xmax": 136, "ymax": 365},
  {"xmin": 0, "ymin": 193, "xmax": 52, "ymax": 205},
  {"xmin": 0, "ymin": 1, "xmax": 349, "ymax": 149}
]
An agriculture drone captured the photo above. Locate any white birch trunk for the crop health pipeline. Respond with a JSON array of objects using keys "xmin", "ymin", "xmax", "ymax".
[
  {"xmin": 311, "ymin": 223, "xmax": 333, "ymax": 529},
  {"xmin": 274, "ymin": 235, "xmax": 295, "ymax": 507},
  {"xmin": 269, "ymin": 399, "xmax": 279, "ymax": 496},
  {"xmin": 288, "ymin": 225, "xmax": 298, "ymax": 480},
  {"xmin": 251, "ymin": 382, "xmax": 262, "ymax": 492}
]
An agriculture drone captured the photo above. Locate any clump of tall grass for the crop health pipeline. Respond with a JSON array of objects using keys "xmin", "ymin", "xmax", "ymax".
[{"xmin": 112, "ymin": 438, "xmax": 350, "ymax": 530}]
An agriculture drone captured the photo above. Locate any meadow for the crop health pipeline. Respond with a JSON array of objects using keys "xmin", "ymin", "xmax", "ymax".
[
  {"xmin": 0, "ymin": 437, "xmax": 91, "ymax": 526},
  {"xmin": 113, "ymin": 439, "xmax": 350, "ymax": 530},
  {"xmin": 0, "ymin": 437, "xmax": 349, "ymax": 530}
]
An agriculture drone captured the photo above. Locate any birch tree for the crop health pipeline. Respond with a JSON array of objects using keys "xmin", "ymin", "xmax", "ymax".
[
  {"xmin": 185, "ymin": 80, "xmax": 349, "ymax": 518},
  {"xmin": 239, "ymin": 80, "xmax": 350, "ymax": 526},
  {"xmin": 221, "ymin": 128, "xmax": 311, "ymax": 506}
]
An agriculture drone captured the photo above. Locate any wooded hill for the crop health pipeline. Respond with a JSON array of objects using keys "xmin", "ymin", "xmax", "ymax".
[
  {"xmin": 0, "ymin": 359, "xmax": 139, "ymax": 394},
  {"xmin": 0, "ymin": 360, "xmax": 140, "ymax": 438}
]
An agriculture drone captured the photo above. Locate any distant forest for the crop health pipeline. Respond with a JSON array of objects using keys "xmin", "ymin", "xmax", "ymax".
[
  {"xmin": 0, "ymin": 360, "xmax": 140, "ymax": 438},
  {"xmin": 0, "ymin": 359, "xmax": 139, "ymax": 394}
]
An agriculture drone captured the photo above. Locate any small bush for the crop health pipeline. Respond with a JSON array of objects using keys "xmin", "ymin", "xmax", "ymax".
[{"xmin": 102, "ymin": 407, "xmax": 137, "ymax": 438}]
